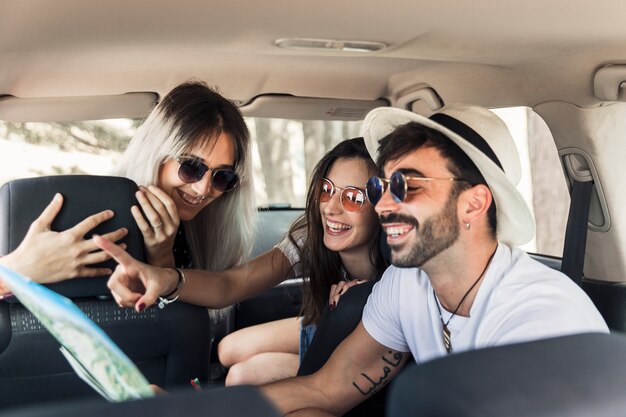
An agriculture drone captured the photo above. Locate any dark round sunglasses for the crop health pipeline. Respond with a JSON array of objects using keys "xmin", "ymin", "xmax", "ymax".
[
  {"xmin": 319, "ymin": 178, "xmax": 367, "ymax": 212},
  {"xmin": 366, "ymin": 171, "xmax": 464, "ymax": 206},
  {"xmin": 176, "ymin": 157, "xmax": 239, "ymax": 193}
]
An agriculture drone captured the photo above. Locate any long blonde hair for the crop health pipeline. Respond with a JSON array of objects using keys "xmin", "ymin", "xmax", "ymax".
[{"xmin": 114, "ymin": 81, "xmax": 256, "ymax": 273}]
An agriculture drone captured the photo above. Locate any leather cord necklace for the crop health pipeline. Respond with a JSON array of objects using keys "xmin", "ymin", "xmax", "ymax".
[{"xmin": 433, "ymin": 246, "xmax": 498, "ymax": 354}]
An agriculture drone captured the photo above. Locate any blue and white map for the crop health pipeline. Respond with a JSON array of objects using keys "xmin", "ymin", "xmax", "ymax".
[{"xmin": 0, "ymin": 265, "xmax": 154, "ymax": 402}]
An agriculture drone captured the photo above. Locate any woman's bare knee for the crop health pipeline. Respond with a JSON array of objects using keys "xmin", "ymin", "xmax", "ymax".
[
  {"xmin": 218, "ymin": 334, "xmax": 238, "ymax": 367},
  {"xmin": 224, "ymin": 362, "xmax": 250, "ymax": 386},
  {"xmin": 225, "ymin": 352, "xmax": 300, "ymax": 386},
  {"xmin": 225, "ymin": 357, "xmax": 273, "ymax": 386}
]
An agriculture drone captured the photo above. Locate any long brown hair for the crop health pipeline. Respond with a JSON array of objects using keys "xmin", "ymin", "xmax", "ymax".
[{"xmin": 289, "ymin": 137, "xmax": 388, "ymax": 326}]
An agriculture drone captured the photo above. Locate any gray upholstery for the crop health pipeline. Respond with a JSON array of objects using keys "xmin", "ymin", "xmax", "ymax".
[
  {"xmin": 0, "ymin": 175, "xmax": 211, "ymax": 410},
  {"xmin": 251, "ymin": 208, "xmax": 303, "ymax": 258}
]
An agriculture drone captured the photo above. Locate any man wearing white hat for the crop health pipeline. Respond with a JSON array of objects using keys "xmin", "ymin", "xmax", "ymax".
[{"xmin": 261, "ymin": 104, "xmax": 608, "ymax": 416}]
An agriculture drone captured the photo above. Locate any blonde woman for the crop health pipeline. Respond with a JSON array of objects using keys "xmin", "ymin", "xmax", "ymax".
[
  {"xmin": 114, "ymin": 81, "xmax": 256, "ymax": 274},
  {"xmin": 0, "ymin": 81, "xmax": 256, "ymax": 300}
]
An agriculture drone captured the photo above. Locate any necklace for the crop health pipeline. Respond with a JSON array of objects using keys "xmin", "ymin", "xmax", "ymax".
[
  {"xmin": 433, "ymin": 246, "xmax": 498, "ymax": 354},
  {"xmin": 340, "ymin": 266, "xmax": 351, "ymax": 282}
]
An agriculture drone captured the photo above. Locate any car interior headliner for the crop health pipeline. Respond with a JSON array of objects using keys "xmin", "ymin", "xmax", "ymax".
[
  {"xmin": 1, "ymin": 0, "xmax": 625, "ymax": 283},
  {"xmin": 2, "ymin": 0, "xmax": 626, "ymax": 109}
]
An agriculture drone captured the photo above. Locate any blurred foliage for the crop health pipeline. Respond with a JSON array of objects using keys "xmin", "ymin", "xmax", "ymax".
[
  {"xmin": 0, "ymin": 120, "xmax": 141, "ymax": 154},
  {"xmin": 0, "ymin": 117, "xmax": 361, "ymax": 209},
  {"xmin": 252, "ymin": 118, "xmax": 360, "ymax": 207}
]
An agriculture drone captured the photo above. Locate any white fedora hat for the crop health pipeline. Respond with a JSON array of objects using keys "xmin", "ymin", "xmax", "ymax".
[{"xmin": 360, "ymin": 104, "xmax": 535, "ymax": 246}]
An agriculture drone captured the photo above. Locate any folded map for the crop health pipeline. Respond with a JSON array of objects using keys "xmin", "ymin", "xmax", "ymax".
[{"xmin": 0, "ymin": 265, "xmax": 154, "ymax": 402}]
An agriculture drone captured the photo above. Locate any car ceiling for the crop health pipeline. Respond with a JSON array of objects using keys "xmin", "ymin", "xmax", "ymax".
[
  {"xmin": 1, "ymin": 0, "xmax": 626, "ymax": 281},
  {"xmin": 2, "ymin": 0, "xmax": 626, "ymax": 109}
]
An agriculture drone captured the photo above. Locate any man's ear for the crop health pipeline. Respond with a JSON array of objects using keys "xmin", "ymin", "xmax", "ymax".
[{"xmin": 458, "ymin": 184, "xmax": 493, "ymax": 223}]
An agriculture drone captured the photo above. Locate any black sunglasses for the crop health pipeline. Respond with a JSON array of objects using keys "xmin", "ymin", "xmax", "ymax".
[
  {"xmin": 366, "ymin": 171, "xmax": 464, "ymax": 206},
  {"xmin": 176, "ymin": 157, "xmax": 239, "ymax": 193}
]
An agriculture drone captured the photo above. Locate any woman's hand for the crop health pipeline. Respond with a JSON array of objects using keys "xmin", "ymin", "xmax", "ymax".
[
  {"xmin": 0, "ymin": 280, "xmax": 10, "ymax": 298},
  {"xmin": 131, "ymin": 185, "xmax": 180, "ymax": 268},
  {"xmin": 328, "ymin": 280, "xmax": 367, "ymax": 311},
  {"xmin": 0, "ymin": 193, "xmax": 128, "ymax": 285},
  {"xmin": 93, "ymin": 235, "xmax": 179, "ymax": 312}
]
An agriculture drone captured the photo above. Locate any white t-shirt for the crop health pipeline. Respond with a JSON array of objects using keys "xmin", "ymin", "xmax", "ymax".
[{"xmin": 362, "ymin": 243, "xmax": 609, "ymax": 363}]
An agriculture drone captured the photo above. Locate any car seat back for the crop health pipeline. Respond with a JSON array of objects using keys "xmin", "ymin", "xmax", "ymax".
[
  {"xmin": 0, "ymin": 175, "xmax": 211, "ymax": 410},
  {"xmin": 387, "ymin": 333, "xmax": 626, "ymax": 417}
]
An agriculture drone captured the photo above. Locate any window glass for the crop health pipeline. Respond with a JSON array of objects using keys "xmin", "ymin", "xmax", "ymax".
[
  {"xmin": 0, "ymin": 111, "xmax": 566, "ymax": 257},
  {"xmin": 491, "ymin": 107, "xmax": 569, "ymax": 257},
  {"xmin": 246, "ymin": 118, "xmax": 361, "ymax": 209},
  {"xmin": 0, "ymin": 120, "xmax": 137, "ymax": 186},
  {"xmin": 0, "ymin": 117, "xmax": 361, "ymax": 210}
]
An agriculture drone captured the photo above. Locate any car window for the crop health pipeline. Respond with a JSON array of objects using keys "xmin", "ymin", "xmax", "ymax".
[
  {"xmin": 0, "ymin": 117, "xmax": 361, "ymax": 210},
  {"xmin": 247, "ymin": 117, "xmax": 361, "ymax": 209},
  {"xmin": 492, "ymin": 107, "xmax": 569, "ymax": 258},
  {"xmin": 0, "ymin": 119, "xmax": 138, "ymax": 185},
  {"xmin": 250, "ymin": 110, "xmax": 571, "ymax": 259},
  {"xmin": 0, "ymin": 112, "xmax": 565, "ymax": 257}
]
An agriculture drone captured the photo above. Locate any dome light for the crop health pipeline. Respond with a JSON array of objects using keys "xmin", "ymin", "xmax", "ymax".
[{"xmin": 274, "ymin": 38, "xmax": 386, "ymax": 52}]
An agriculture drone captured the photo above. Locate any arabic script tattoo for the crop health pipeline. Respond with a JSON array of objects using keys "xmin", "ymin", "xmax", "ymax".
[{"xmin": 352, "ymin": 350, "xmax": 405, "ymax": 396}]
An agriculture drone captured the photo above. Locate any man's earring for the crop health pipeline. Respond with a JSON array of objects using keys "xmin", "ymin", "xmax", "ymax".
[{"xmin": 465, "ymin": 222, "xmax": 471, "ymax": 230}]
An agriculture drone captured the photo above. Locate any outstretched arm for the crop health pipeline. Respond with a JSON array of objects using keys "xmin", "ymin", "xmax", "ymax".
[
  {"xmin": 261, "ymin": 322, "xmax": 411, "ymax": 416},
  {"xmin": 94, "ymin": 236, "xmax": 294, "ymax": 311},
  {"xmin": 0, "ymin": 193, "xmax": 127, "ymax": 293}
]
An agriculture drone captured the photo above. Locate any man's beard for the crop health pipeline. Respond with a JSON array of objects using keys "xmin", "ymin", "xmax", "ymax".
[{"xmin": 382, "ymin": 191, "xmax": 461, "ymax": 268}]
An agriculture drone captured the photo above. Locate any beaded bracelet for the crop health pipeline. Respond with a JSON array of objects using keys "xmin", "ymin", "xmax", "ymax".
[{"xmin": 157, "ymin": 267, "xmax": 185, "ymax": 309}]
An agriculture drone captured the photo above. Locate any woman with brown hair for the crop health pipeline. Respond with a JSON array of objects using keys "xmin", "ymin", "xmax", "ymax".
[{"xmin": 94, "ymin": 137, "xmax": 388, "ymax": 385}]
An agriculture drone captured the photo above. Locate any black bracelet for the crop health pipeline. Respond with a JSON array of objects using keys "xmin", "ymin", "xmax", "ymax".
[{"xmin": 158, "ymin": 268, "xmax": 185, "ymax": 309}]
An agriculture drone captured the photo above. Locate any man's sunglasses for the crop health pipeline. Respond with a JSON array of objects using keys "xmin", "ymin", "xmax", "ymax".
[
  {"xmin": 176, "ymin": 157, "xmax": 239, "ymax": 193},
  {"xmin": 366, "ymin": 171, "xmax": 465, "ymax": 206},
  {"xmin": 319, "ymin": 178, "xmax": 368, "ymax": 212}
]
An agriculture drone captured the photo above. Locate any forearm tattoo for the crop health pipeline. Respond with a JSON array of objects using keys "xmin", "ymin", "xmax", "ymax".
[{"xmin": 351, "ymin": 350, "xmax": 406, "ymax": 396}]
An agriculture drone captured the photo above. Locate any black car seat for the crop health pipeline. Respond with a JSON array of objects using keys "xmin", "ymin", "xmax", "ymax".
[
  {"xmin": 0, "ymin": 175, "xmax": 211, "ymax": 410},
  {"xmin": 297, "ymin": 280, "xmax": 390, "ymax": 417},
  {"xmin": 297, "ymin": 231, "xmax": 397, "ymax": 417},
  {"xmin": 387, "ymin": 332, "xmax": 626, "ymax": 417},
  {"xmin": 0, "ymin": 385, "xmax": 280, "ymax": 417}
]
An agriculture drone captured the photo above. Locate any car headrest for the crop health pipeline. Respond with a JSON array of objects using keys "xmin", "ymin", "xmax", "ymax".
[{"xmin": 0, "ymin": 175, "xmax": 144, "ymax": 298}]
